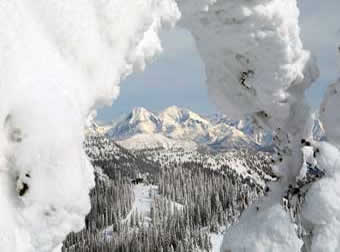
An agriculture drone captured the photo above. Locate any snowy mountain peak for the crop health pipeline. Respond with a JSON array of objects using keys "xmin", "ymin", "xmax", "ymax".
[
  {"xmin": 108, "ymin": 107, "xmax": 161, "ymax": 140},
  {"xmin": 160, "ymin": 105, "xmax": 210, "ymax": 125},
  {"xmin": 128, "ymin": 107, "xmax": 157, "ymax": 123},
  {"xmin": 131, "ymin": 106, "xmax": 150, "ymax": 117}
]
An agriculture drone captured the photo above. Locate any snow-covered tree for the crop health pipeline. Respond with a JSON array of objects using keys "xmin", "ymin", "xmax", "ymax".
[
  {"xmin": 174, "ymin": 1, "xmax": 339, "ymax": 251},
  {"xmin": 0, "ymin": 1, "xmax": 179, "ymax": 251}
]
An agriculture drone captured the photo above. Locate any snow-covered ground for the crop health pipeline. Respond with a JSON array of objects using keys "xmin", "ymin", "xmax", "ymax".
[
  {"xmin": 210, "ymin": 231, "xmax": 224, "ymax": 252},
  {"xmin": 103, "ymin": 184, "xmax": 157, "ymax": 238},
  {"xmin": 122, "ymin": 184, "xmax": 157, "ymax": 225}
]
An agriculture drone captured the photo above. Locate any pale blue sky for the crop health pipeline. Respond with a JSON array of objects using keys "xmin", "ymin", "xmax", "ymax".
[{"xmin": 97, "ymin": 0, "xmax": 340, "ymax": 122}]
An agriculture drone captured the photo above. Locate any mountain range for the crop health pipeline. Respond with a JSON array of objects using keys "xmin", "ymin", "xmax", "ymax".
[{"xmin": 106, "ymin": 106, "xmax": 273, "ymax": 151}]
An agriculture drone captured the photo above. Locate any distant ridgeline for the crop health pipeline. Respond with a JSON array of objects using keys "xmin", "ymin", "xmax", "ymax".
[{"xmin": 62, "ymin": 130, "xmax": 275, "ymax": 252}]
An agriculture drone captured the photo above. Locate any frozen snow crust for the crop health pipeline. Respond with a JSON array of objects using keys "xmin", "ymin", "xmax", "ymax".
[{"xmin": 0, "ymin": 1, "xmax": 179, "ymax": 251}]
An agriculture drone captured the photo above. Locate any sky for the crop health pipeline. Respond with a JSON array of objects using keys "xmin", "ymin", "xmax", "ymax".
[{"xmin": 97, "ymin": 0, "xmax": 340, "ymax": 123}]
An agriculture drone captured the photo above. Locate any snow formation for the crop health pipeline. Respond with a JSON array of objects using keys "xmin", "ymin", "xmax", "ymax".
[
  {"xmin": 174, "ymin": 0, "xmax": 320, "ymax": 251},
  {"xmin": 0, "ymin": 1, "xmax": 179, "ymax": 251},
  {"xmin": 302, "ymin": 142, "xmax": 340, "ymax": 252},
  {"xmin": 177, "ymin": 0, "xmax": 318, "ymax": 125},
  {"xmin": 300, "ymin": 43, "xmax": 340, "ymax": 252},
  {"xmin": 222, "ymin": 188, "xmax": 303, "ymax": 252},
  {"xmin": 176, "ymin": 1, "xmax": 340, "ymax": 251}
]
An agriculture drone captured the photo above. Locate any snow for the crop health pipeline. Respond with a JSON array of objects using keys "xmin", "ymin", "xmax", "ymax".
[
  {"xmin": 301, "ymin": 140, "xmax": 340, "ymax": 252},
  {"xmin": 174, "ymin": 0, "xmax": 319, "ymax": 251},
  {"xmin": 0, "ymin": 1, "xmax": 179, "ymax": 251},
  {"xmin": 222, "ymin": 199, "xmax": 303, "ymax": 252},
  {"xmin": 297, "ymin": 43, "xmax": 340, "ymax": 251},
  {"xmin": 210, "ymin": 231, "xmax": 224, "ymax": 252},
  {"xmin": 117, "ymin": 133, "xmax": 197, "ymax": 151},
  {"xmin": 113, "ymin": 184, "xmax": 182, "ymax": 230},
  {"xmin": 122, "ymin": 184, "xmax": 156, "ymax": 225},
  {"xmin": 143, "ymin": 148, "xmax": 273, "ymax": 188},
  {"xmin": 160, "ymin": 105, "xmax": 210, "ymax": 127},
  {"xmin": 177, "ymin": 0, "xmax": 319, "ymax": 127},
  {"xmin": 110, "ymin": 106, "xmax": 261, "ymax": 151},
  {"xmin": 0, "ymin": 0, "xmax": 337, "ymax": 251},
  {"xmin": 102, "ymin": 184, "xmax": 157, "ymax": 238}
]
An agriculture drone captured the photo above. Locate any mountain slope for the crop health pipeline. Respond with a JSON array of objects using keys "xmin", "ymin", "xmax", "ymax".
[
  {"xmin": 109, "ymin": 107, "xmax": 161, "ymax": 140},
  {"xmin": 85, "ymin": 123, "xmax": 160, "ymax": 181},
  {"xmin": 206, "ymin": 113, "xmax": 273, "ymax": 146},
  {"xmin": 117, "ymin": 133, "xmax": 197, "ymax": 150}
]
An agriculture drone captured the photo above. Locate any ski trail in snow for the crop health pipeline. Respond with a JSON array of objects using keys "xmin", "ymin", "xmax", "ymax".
[{"xmin": 122, "ymin": 184, "xmax": 156, "ymax": 224}]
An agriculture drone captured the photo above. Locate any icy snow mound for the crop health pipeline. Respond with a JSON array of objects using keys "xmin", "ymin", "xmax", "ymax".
[
  {"xmin": 302, "ymin": 141, "xmax": 340, "ymax": 252},
  {"xmin": 222, "ymin": 202, "xmax": 302, "ymax": 252},
  {"xmin": 0, "ymin": 1, "xmax": 179, "ymax": 251}
]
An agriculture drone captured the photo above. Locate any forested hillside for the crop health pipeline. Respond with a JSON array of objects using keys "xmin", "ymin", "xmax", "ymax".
[{"xmin": 62, "ymin": 133, "xmax": 273, "ymax": 252}]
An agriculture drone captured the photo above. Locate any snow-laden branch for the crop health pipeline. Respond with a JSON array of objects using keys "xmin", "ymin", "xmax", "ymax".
[
  {"xmin": 175, "ymin": 0, "xmax": 320, "ymax": 251},
  {"xmin": 178, "ymin": 0, "xmax": 319, "ymax": 180},
  {"xmin": 0, "ymin": 1, "xmax": 179, "ymax": 251},
  {"xmin": 177, "ymin": 1, "xmax": 340, "ymax": 251}
]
